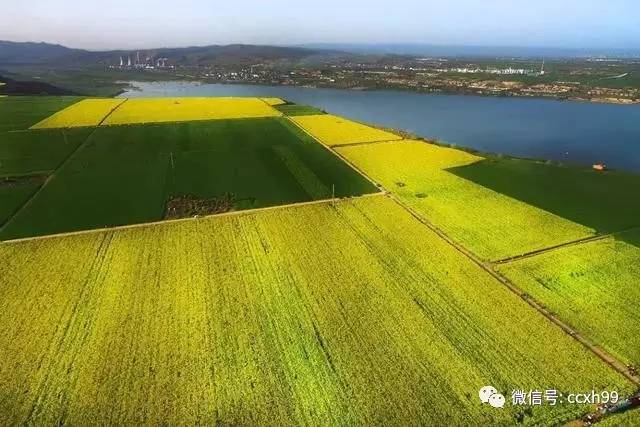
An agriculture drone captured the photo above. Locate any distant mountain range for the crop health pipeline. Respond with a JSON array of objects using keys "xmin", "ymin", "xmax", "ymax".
[
  {"xmin": 0, "ymin": 41, "xmax": 343, "ymax": 66},
  {"xmin": 3, "ymin": 41, "xmax": 638, "ymax": 68}
]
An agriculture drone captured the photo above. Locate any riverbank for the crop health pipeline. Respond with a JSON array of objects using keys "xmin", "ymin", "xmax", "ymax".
[
  {"xmin": 110, "ymin": 74, "xmax": 640, "ymax": 106},
  {"xmin": 119, "ymin": 81, "xmax": 640, "ymax": 173},
  {"xmin": 370, "ymin": 121, "xmax": 637, "ymax": 175},
  {"xmin": 183, "ymin": 79, "xmax": 640, "ymax": 106}
]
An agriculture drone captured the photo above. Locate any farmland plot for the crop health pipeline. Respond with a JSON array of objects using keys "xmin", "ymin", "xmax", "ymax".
[
  {"xmin": 0, "ymin": 175, "xmax": 44, "ymax": 226},
  {"xmin": 498, "ymin": 229, "xmax": 640, "ymax": 367},
  {"xmin": 31, "ymin": 98, "xmax": 125, "ymax": 129},
  {"xmin": 0, "ymin": 196, "xmax": 632, "ymax": 425},
  {"xmin": 169, "ymin": 148, "xmax": 312, "ymax": 209},
  {"xmin": 102, "ymin": 97, "xmax": 280, "ymax": 125},
  {"xmin": 165, "ymin": 118, "xmax": 346, "ymax": 208},
  {"xmin": 0, "ymin": 96, "xmax": 84, "ymax": 132},
  {"xmin": 165, "ymin": 117, "xmax": 377, "ymax": 205},
  {"xmin": 0, "ymin": 140, "xmax": 171, "ymax": 240},
  {"xmin": 0, "ymin": 128, "xmax": 92, "ymax": 176},
  {"xmin": 447, "ymin": 156, "xmax": 640, "ymax": 235},
  {"xmin": 1, "ymin": 118, "xmax": 376, "ymax": 240},
  {"xmin": 275, "ymin": 104, "xmax": 326, "ymax": 116},
  {"xmin": 337, "ymin": 140, "xmax": 601, "ymax": 260},
  {"xmin": 292, "ymin": 114, "xmax": 402, "ymax": 146}
]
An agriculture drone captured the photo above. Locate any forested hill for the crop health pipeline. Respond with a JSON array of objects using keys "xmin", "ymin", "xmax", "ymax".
[{"xmin": 0, "ymin": 40, "xmax": 343, "ymax": 66}]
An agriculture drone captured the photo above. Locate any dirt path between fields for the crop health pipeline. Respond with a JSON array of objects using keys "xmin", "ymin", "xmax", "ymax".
[
  {"xmin": 493, "ymin": 225, "xmax": 640, "ymax": 265},
  {"xmin": 327, "ymin": 138, "xmax": 408, "ymax": 149},
  {"xmin": 383, "ymin": 191, "xmax": 640, "ymax": 387},
  {"xmin": 1, "ymin": 193, "xmax": 386, "ymax": 244},
  {"xmin": 284, "ymin": 116, "xmax": 385, "ymax": 191}
]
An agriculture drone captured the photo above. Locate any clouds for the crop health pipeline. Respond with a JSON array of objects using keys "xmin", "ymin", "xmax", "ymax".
[{"xmin": 1, "ymin": 0, "xmax": 638, "ymax": 49}]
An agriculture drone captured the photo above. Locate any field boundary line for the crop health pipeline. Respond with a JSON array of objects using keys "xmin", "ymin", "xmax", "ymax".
[
  {"xmin": 284, "ymin": 116, "xmax": 385, "ymax": 192},
  {"xmin": 257, "ymin": 97, "xmax": 287, "ymax": 115},
  {"xmin": 0, "ymin": 99, "xmax": 129, "ymax": 237},
  {"xmin": 96, "ymin": 97, "xmax": 129, "ymax": 126},
  {"xmin": 383, "ymin": 192, "xmax": 640, "ymax": 387},
  {"xmin": 0, "ymin": 170, "xmax": 54, "ymax": 179},
  {"xmin": 328, "ymin": 138, "xmax": 409, "ymax": 149},
  {"xmin": 1, "ymin": 193, "xmax": 385, "ymax": 244},
  {"xmin": 493, "ymin": 225, "xmax": 640, "ymax": 265},
  {"xmin": 98, "ymin": 98, "xmax": 282, "ymax": 128},
  {"xmin": 29, "ymin": 98, "xmax": 127, "ymax": 130},
  {"xmin": 95, "ymin": 113, "xmax": 283, "ymax": 128}
]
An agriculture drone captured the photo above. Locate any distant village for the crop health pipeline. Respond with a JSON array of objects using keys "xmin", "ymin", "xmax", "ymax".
[
  {"xmin": 435, "ymin": 60, "xmax": 546, "ymax": 76},
  {"xmin": 106, "ymin": 54, "xmax": 640, "ymax": 104}
]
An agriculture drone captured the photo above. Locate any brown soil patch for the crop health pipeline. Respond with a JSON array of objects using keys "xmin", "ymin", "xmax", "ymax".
[
  {"xmin": 0, "ymin": 174, "xmax": 47, "ymax": 188},
  {"xmin": 164, "ymin": 194, "xmax": 235, "ymax": 220}
]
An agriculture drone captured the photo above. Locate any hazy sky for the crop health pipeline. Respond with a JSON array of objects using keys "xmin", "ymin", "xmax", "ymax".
[{"xmin": 1, "ymin": 0, "xmax": 639, "ymax": 50}]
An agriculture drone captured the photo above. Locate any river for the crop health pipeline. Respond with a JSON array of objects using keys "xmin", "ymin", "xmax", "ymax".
[{"xmin": 119, "ymin": 81, "xmax": 640, "ymax": 173}]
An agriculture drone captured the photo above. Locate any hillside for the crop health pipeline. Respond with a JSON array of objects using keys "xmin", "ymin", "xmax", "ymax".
[
  {"xmin": 0, "ymin": 74, "xmax": 75, "ymax": 95},
  {"xmin": 0, "ymin": 41, "xmax": 83, "ymax": 64},
  {"xmin": 0, "ymin": 40, "xmax": 339, "ymax": 67}
]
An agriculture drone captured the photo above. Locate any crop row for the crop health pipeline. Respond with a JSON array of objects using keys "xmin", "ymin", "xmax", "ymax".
[
  {"xmin": 498, "ymin": 229, "xmax": 640, "ymax": 367},
  {"xmin": 0, "ymin": 196, "xmax": 631, "ymax": 424}
]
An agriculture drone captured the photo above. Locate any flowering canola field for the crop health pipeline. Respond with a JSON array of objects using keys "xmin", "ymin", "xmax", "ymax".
[
  {"xmin": 0, "ymin": 196, "xmax": 631, "ymax": 425},
  {"xmin": 292, "ymin": 114, "xmax": 402, "ymax": 146},
  {"xmin": 30, "ymin": 99, "xmax": 125, "ymax": 129},
  {"xmin": 103, "ymin": 97, "xmax": 281, "ymax": 125},
  {"xmin": 498, "ymin": 230, "xmax": 640, "ymax": 367},
  {"xmin": 337, "ymin": 140, "xmax": 593, "ymax": 260}
]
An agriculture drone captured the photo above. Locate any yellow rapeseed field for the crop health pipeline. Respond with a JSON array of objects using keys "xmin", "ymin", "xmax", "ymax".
[
  {"xmin": 102, "ymin": 97, "xmax": 281, "ymax": 125},
  {"xmin": 0, "ymin": 196, "xmax": 631, "ymax": 425},
  {"xmin": 498, "ymin": 229, "xmax": 640, "ymax": 367},
  {"xmin": 259, "ymin": 97, "xmax": 287, "ymax": 106},
  {"xmin": 292, "ymin": 114, "xmax": 402, "ymax": 146},
  {"xmin": 30, "ymin": 99, "xmax": 126, "ymax": 129},
  {"xmin": 337, "ymin": 140, "xmax": 593, "ymax": 260}
]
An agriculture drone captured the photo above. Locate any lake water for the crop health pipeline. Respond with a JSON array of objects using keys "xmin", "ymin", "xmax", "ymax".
[{"xmin": 120, "ymin": 81, "xmax": 640, "ymax": 173}]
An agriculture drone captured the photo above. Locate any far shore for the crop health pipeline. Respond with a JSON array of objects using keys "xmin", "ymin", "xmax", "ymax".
[{"xmin": 117, "ymin": 79, "xmax": 640, "ymax": 106}]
